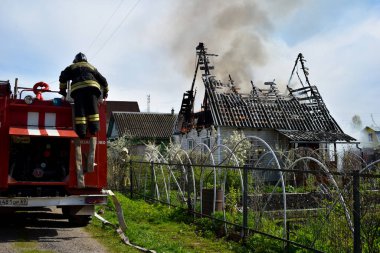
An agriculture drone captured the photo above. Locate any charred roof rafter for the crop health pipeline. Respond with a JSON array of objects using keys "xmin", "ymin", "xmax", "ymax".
[
  {"xmin": 175, "ymin": 43, "xmax": 354, "ymax": 143},
  {"xmin": 177, "ymin": 42, "xmax": 218, "ymax": 133}
]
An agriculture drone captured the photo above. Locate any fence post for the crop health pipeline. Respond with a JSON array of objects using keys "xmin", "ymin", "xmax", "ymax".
[
  {"xmin": 186, "ymin": 165, "xmax": 192, "ymax": 214},
  {"xmin": 129, "ymin": 160, "xmax": 133, "ymax": 199},
  {"xmin": 151, "ymin": 161, "xmax": 155, "ymax": 198},
  {"xmin": 242, "ymin": 165, "xmax": 248, "ymax": 242},
  {"xmin": 353, "ymin": 170, "xmax": 361, "ymax": 253},
  {"xmin": 286, "ymin": 220, "xmax": 290, "ymax": 253}
]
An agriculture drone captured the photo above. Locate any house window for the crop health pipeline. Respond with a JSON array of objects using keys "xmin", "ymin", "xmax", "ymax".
[
  {"xmin": 202, "ymin": 137, "xmax": 210, "ymax": 152},
  {"xmin": 188, "ymin": 139, "xmax": 194, "ymax": 150},
  {"xmin": 368, "ymin": 133, "xmax": 373, "ymax": 142}
]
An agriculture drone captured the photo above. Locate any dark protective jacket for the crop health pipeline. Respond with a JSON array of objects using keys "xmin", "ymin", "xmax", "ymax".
[{"xmin": 59, "ymin": 61, "xmax": 109, "ymax": 97}]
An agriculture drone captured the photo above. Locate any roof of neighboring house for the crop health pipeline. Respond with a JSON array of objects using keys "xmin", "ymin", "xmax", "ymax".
[
  {"xmin": 106, "ymin": 101, "xmax": 140, "ymax": 122},
  {"xmin": 109, "ymin": 112, "xmax": 178, "ymax": 139},
  {"xmin": 363, "ymin": 126, "xmax": 380, "ymax": 132}
]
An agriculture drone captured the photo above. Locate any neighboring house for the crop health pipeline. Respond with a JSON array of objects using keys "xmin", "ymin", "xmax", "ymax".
[
  {"xmin": 108, "ymin": 111, "xmax": 178, "ymax": 155},
  {"xmin": 360, "ymin": 126, "xmax": 380, "ymax": 162},
  {"xmin": 174, "ymin": 43, "xmax": 355, "ymax": 163},
  {"xmin": 106, "ymin": 101, "xmax": 140, "ymax": 131}
]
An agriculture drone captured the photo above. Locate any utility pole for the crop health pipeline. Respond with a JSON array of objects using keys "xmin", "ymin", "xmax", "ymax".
[{"xmin": 147, "ymin": 94, "xmax": 150, "ymax": 113}]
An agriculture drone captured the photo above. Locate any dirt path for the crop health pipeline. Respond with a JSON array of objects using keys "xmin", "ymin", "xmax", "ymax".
[{"xmin": 0, "ymin": 207, "xmax": 109, "ymax": 253}]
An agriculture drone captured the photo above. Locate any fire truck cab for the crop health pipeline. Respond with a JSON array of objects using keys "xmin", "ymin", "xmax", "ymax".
[{"xmin": 0, "ymin": 79, "xmax": 108, "ymax": 225}]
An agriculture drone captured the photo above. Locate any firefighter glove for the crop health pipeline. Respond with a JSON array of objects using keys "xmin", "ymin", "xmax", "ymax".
[{"xmin": 59, "ymin": 89, "xmax": 67, "ymax": 97}]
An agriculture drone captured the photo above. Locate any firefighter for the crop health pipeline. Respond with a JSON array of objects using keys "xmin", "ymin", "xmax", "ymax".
[
  {"xmin": 59, "ymin": 52, "xmax": 108, "ymax": 186},
  {"xmin": 58, "ymin": 52, "xmax": 108, "ymax": 138}
]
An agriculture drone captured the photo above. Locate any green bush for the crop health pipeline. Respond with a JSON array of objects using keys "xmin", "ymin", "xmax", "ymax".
[{"xmin": 246, "ymin": 233, "xmax": 283, "ymax": 253}]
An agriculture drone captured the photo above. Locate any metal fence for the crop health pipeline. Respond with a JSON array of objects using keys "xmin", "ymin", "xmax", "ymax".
[{"xmin": 113, "ymin": 159, "xmax": 380, "ymax": 253}]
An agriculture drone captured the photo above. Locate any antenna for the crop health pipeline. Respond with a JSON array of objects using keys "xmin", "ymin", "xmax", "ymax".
[
  {"xmin": 147, "ymin": 94, "xmax": 150, "ymax": 113},
  {"xmin": 371, "ymin": 113, "xmax": 378, "ymax": 127}
]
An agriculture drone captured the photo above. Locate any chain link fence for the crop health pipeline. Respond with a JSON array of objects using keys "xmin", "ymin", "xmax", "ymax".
[
  {"xmin": 107, "ymin": 139, "xmax": 380, "ymax": 252},
  {"xmin": 111, "ymin": 159, "xmax": 379, "ymax": 253}
]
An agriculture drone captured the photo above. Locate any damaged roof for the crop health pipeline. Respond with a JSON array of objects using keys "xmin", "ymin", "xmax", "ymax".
[
  {"xmin": 177, "ymin": 43, "xmax": 355, "ymax": 143},
  {"xmin": 204, "ymin": 79, "xmax": 355, "ymax": 142}
]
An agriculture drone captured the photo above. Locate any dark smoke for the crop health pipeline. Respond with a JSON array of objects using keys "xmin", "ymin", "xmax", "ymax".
[
  {"xmin": 167, "ymin": 0, "xmax": 275, "ymax": 88},
  {"xmin": 165, "ymin": 0, "xmax": 305, "ymax": 96}
]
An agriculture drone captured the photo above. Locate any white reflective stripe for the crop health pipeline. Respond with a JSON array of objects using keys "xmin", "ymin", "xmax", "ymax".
[
  {"xmin": 46, "ymin": 127, "xmax": 60, "ymax": 136},
  {"xmin": 45, "ymin": 113, "xmax": 56, "ymax": 127},
  {"xmin": 28, "ymin": 112, "xmax": 39, "ymax": 126},
  {"xmin": 28, "ymin": 126, "xmax": 41, "ymax": 135}
]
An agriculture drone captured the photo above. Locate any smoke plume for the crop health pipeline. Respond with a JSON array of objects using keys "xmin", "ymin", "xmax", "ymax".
[{"xmin": 166, "ymin": 0, "xmax": 283, "ymax": 90}]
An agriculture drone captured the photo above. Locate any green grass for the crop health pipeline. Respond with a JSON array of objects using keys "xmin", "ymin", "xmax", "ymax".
[
  {"xmin": 14, "ymin": 241, "xmax": 39, "ymax": 249},
  {"xmin": 13, "ymin": 241, "xmax": 54, "ymax": 253},
  {"xmin": 86, "ymin": 192, "xmax": 246, "ymax": 253},
  {"xmin": 18, "ymin": 251, "xmax": 54, "ymax": 253},
  {"xmin": 13, "ymin": 232, "xmax": 54, "ymax": 253}
]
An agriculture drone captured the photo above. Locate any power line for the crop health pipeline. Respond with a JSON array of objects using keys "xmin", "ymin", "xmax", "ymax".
[
  {"xmin": 92, "ymin": 0, "xmax": 143, "ymax": 58},
  {"xmin": 87, "ymin": 0, "xmax": 125, "ymax": 53}
]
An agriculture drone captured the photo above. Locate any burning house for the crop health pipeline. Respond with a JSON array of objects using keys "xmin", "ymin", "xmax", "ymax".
[{"xmin": 174, "ymin": 43, "xmax": 355, "ymax": 162}]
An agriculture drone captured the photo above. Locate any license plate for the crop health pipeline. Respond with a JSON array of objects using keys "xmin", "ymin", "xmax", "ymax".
[{"xmin": 0, "ymin": 198, "xmax": 28, "ymax": 206}]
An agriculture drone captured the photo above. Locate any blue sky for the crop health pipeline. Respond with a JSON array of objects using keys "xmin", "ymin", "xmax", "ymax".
[{"xmin": 0, "ymin": 0, "xmax": 379, "ymax": 138}]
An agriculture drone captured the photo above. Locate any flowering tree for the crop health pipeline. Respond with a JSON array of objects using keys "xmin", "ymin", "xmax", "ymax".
[{"xmin": 223, "ymin": 130, "xmax": 251, "ymax": 166}]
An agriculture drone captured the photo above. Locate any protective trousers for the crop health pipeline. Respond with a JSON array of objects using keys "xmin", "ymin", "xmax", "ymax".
[
  {"xmin": 74, "ymin": 139, "xmax": 85, "ymax": 188},
  {"xmin": 74, "ymin": 136, "xmax": 97, "ymax": 188},
  {"xmin": 72, "ymin": 88, "xmax": 100, "ymax": 138}
]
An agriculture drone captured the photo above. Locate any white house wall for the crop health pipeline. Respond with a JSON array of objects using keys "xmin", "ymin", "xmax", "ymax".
[
  {"xmin": 179, "ymin": 126, "xmax": 291, "ymax": 163},
  {"xmin": 180, "ymin": 128, "xmax": 216, "ymax": 151},
  {"xmin": 109, "ymin": 123, "xmax": 119, "ymax": 139},
  {"xmin": 218, "ymin": 127, "xmax": 290, "ymax": 151}
]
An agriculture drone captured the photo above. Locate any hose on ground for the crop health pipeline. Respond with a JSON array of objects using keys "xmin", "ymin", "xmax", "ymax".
[{"xmin": 96, "ymin": 190, "xmax": 156, "ymax": 253}]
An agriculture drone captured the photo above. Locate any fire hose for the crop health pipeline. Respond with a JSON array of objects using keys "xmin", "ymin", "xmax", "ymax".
[{"xmin": 96, "ymin": 190, "xmax": 156, "ymax": 253}]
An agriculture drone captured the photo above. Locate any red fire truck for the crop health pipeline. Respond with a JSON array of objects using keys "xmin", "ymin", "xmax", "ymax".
[{"xmin": 0, "ymin": 79, "xmax": 108, "ymax": 225}]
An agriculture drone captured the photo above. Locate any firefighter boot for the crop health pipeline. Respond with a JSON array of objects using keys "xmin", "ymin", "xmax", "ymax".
[
  {"xmin": 74, "ymin": 138, "xmax": 85, "ymax": 188},
  {"xmin": 87, "ymin": 137, "xmax": 97, "ymax": 173}
]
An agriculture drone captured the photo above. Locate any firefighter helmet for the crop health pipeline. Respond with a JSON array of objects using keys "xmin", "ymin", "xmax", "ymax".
[{"xmin": 73, "ymin": 52, "xmax": 87, "ymax": 63}]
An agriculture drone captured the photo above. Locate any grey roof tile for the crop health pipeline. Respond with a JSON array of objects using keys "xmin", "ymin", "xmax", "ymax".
[{"xmin": 112, "ymin": 112, "xmax": 177, "ymax": 139}]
